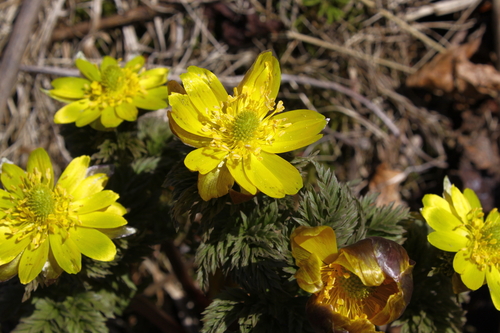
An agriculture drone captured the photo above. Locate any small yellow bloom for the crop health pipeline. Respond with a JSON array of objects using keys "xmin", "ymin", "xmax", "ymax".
[
  {"xmin": 167, "ymin": 51, "xmax": 327, "ymax": 201},
  {"xmin": 422, "ymin": 179, "xmax": 500, "ymax": 310},
  {"xmin": 0, "ymin": 148, "xmax": 128, "ymax": 284},
  {"xmin": 291, "ymin": 226, "xmax": 413, "ymax": 332},
  {"xmin": 46, "ymin": 56, "xmax": 169, "ymax": 128}
]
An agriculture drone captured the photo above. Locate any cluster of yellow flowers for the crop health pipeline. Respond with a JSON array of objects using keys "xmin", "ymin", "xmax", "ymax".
[
  {"xmin": 0, "ymin": 52, "xmax": 328, "ymax": 286},
  {"xmin": 1, "ymin": 55, "xmax": 169, "ymax": 285},
  {"xmin": 1, "ymin": 51, "xmax": 497, "ymax": 332}
]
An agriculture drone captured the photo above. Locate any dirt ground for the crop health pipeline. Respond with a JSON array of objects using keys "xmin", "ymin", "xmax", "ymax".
[{"xmin": 1, "ymin": 0, "xmax": 500, "ymax": 332}]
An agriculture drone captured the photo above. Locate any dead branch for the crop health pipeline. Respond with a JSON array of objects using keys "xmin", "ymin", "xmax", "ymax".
[
  {"xmin": 0, "ymin": 0, "xmax": 44, "ymax": 118},
  {"xmin": 51, "ymin": 5, "xmax": 176, "ymax": 42}
]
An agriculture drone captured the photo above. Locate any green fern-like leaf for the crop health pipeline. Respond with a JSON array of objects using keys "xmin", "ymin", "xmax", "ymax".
[
  {"xmin": 361, "ymin": 192, "xmax": 409, "ymax": 242},
  {"xmin": 295, "ymin": 162, "xmax": 365, "ymax": 246}
]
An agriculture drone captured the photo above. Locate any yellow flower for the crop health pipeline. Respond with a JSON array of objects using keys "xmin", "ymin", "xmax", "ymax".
[
  {"xmin": 421, "ymin": 179, "xmax": 500, "ymax": 310},
  {"xmin": 167, "ymin": 51, "xmax": 327, "ymax": 201},
  {"xmin": 46, "ymin": 56, "xmax": 169, "ymax": 128},
  {"xmin": 291, "ymin": 226, "xmax": 413, "ymax": 332},
  {"xmin": 0, "ymin": 148, "xmax": 128, "ymax": 284}
]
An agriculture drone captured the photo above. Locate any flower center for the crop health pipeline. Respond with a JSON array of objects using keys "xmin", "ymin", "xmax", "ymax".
[
  {"xmin": 84, "ymin": 66, "xmax": 143, "ymax": 109},
  {"xmin": 201, "ymin": 93, "xmax": 289, "ymax": 161},
  {"xmin": 233, "ymin": 111, "xmax": 260, "ymax": 142},
  {"xmin": 101, "ymin": 65, "xmax": 126, "ymax": 92},
  {"xmin": 337, "ymin": 272, "xmax": 374, "ymax": 300},
  {"xmin": 469, "ymin": 208, "xmax": 500, "ymax": 268},
  {"xmin": 0, "ymin": 168, "xmax": 79, "ymax": 249},
  {"xmin": 318, "ymin": 263, "xmax": 398, "ymax": 320},
  {"xmin": 27, "ymin": 184, "xmax": 54, "ymax": 221}
]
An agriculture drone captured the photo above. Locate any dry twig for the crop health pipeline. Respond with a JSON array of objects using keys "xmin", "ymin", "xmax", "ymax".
[
  {"xmin": 286, "ymin": 31, "xmax": 414, "ymax": 74},
  {"xmin": 51, "ymin": 5, "xmax": 175, "ymax": 42},
  {"xmin": 0, "ymin": 0, "xmax": 44, "ymax": 118}
]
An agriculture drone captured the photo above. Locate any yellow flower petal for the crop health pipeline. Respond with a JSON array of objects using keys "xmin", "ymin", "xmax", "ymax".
[
  {"xmin": 422, "ymin": 193, "xmax": 452, "ymax": 212},
  {"xmin": 27, "ymin": 148, "xmax": 54, "ymax": 188},
  {"xmin": 263, "ymin": 110, "xmax": 326, "ymax": 153},
  {"xmin": 72, "ymin": 190, "xmax": 120, "ymax": 214},
  {"xmin": 1, "ymin": 163, "xmax": 27, "ymax": 197},
  {"xmin": 246, "ymin": 152, "xmax": 302, "ymax": 198},
  {"xmin": 336, "ymin": 242, "xmax": 385, "ymax": 287},
  {"xmin": 427, "ymin": 231, "xmax": 468, "ymax": 252},
  {"xmin": 182, "ymin": 69, "xmax": 225, "ymax": 114},
  {"xmin": 185, "ymin": 147, "xmax": 227, "ymax": 174},
  {"xmin": 184, "ymin": 66, "xmax": 228, "ymax": 102},
  {"xmin": 139, "ymin": 68, "xmax": 168, "ymax": 89},
  {"xmin": 44, "ymin": 250, "xmax": 63, "ymax": 281},
  {"xmin": 49, "ymin": 77, "xmax": 89, "ymax": 99},
  {"xmin": 104, "ymin": 202, "xmax": 127, "ymax": 216},
  {"xmin": 79, "ymin": 212, "xmax": 127, "ymax": 228},
  {"xmin": 75, "ymin": 107, "xmax": 101, "ymax": 127},
  {"xmin": 486, "ymin": 266, "xmax": 500, "ymax": 311},
  {"xmin": 486, "ymin": 209, "xmax": 500, "ymax": 224},
  {"xmin": 75, "ymin": 59, "xmax": 101, "ymax": 82},
  {"xmin": 370, "ymin": 289, "xmax": 407, "ymax": 325},
  {"xmin": 100, "ymin": 56, "xmax": 118, "ymax": 72},
  {"xmin": 49, "ymin": 230, "xmax": 81, "ymax": 274},
  {"xmin": 101, "ymin": 106, "xmax": 123, "ymax": 128},
  {"xmin": 18, "ymin": 241, "xmax": 49, "ymax": 284},
  {"xmin": 168, "ymin": 94, "xmax": 209, "ymax": 136},
  {"xmin": 0, "ymin": 189, "xmax": 15, "ymax": 208},
  {"xmin": 236, "ymin": 51, "xmax": 280, "ymax": 103},
  {"xmin": 57, "ymin": 156, "xmax": 90, "ymax": 196},
  {"xmin": 132, "ymin": 95, "xmax": 167, "ymax": 110},
  {"xmin": 115, "ymin": 103, "xmax": 138, "ymax": 122},
  {"xmin": 0, "ymin": 252, "xmax": 21, "ymax": 282},
  {"xmin": 450, "ymin": 185, "xmax": 471, "ymax": 222},
  {"xmin": 197, "ymin": 164, "xmax": 234, "ymax": 201},
  {"xmin": 54, "ymin": 99, "xmax": 90, "ymax": 124},
  {"xmin": 72, "ymin": 227, "xmax": 116, "ymax": 261},
  {"xmin": 125, "ymin": 55, "xmax": 145, "ymax": 72},
  {"xmin": 245, "ymin": 155, "xmax": 287, "ymax": 198},
  {"xmin": 291, "ymin": 226, "xmax": 338, "ymax": 264},
  {"xmin": 226, "ymin": 158, "xmax": 257, "ymax": 195},
  {"xmin": 294, "ymin": 252, "xmax": 324, "ymax": 293},
  {"xmin": 463, "ymin": 188, "xmax": 481, "ymax": 209},
  {"xmin": 71, "ymin": 173, "xmax": 107, "ymax": 201},
  {"xmin": 0, "ymin": 227, "xmax": 31, "ymax": 265},
  {"xmin": 146, "ymin": 86, "xmax": 169, "ymax": 100},
  {"xmin": 167, "ymin": 112, "xmax": 212, "ymax": 148},
  {"xmin": 44, "ymin": 89, "xmax": 75, "ymax": 104},
  {"xmin": 453, "ymin": 251, "xmax": 484, "ymax": 290},
  {"xmin": 421, "ymin": 206, "xmax": 463, "ymax": 232}
]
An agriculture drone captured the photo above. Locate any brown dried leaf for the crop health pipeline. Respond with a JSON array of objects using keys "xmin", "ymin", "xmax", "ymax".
[
  {"xmin": 368, "ymin": 163, "xmax": 405, "ymax": 207},
  {"xmin": 406, "ymin": 37, "xmax": 480, "ymax": 93},
  {"xmin": 456, "ymin": 61, "xmax": 500, "ymax": 97},
  {"xmin": 406, "ymin": 36, "xmax": 500, "ymax": 98}
]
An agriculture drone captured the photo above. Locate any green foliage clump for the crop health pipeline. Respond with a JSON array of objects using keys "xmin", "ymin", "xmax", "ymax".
[{"xmin": 187, "ymin": 161, "xmax": 413, "ymax": 332}]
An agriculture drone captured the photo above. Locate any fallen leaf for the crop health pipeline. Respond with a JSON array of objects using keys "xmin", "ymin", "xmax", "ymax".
[
  {"xmin": 406, "ymin": 30, "xmax": 500, "ymax": 98},
  {"xmin": 368, "ymin": 163, "xmax": 405, "ymax": 207},
  {"xmin": 406, "ymin": 37, "xmax": 480, "ymax": 93}
]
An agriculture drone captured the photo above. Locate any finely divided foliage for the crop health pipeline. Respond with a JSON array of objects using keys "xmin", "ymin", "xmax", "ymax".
[{"xmin": 197, "ymin": 162, "xmax": 417, "ymax": 333}]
